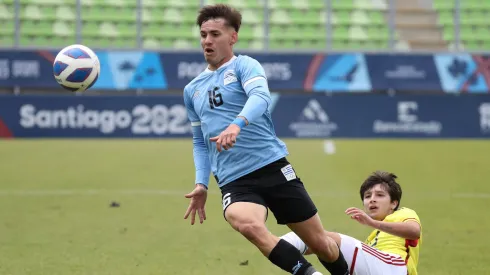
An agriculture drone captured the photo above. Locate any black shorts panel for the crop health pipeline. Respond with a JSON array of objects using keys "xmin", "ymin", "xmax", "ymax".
[
  {"xmin": 262, "ymin": 178, "xmax": 318, "ymax": 224},
  {"xmin": 220, "ymin": 180, "xmax": 269, "ymax": 222},
  {"xmin": 219, "ymin": 158, "xmax": 317, "ymax": 225}
]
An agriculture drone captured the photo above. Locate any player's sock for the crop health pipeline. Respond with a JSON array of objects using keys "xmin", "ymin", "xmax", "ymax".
[
  {"xmin": 268, "ymin": 239, "xmax": 318, "ymax": 275},
  {"xmin": 317, "ymin": 246, "xmax": 349, "ymax": 275}
]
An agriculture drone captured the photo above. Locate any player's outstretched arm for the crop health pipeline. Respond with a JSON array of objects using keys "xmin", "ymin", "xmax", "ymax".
[
  {"xmin": 345, "ymin": 207, "xmax": 421, "ymax": 240},
  {"xmin": 183, "ymin": 89, "xmax": 211, "ymax": 225},
  {"xmin": 190, "ymin": 124, "xmax": 211, "ymax": 189},
  {"xmin": 183, "ymin": 125, "xmax": 210, "ymax": 225}
]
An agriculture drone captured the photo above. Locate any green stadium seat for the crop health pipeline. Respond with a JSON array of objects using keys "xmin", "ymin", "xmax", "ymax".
[
  {"xmin": 434, "ymin": 0, "xmax": 490, "ymax": 50},
  {"xmin": 368, "ymin": 10, "xmax": 386, "ymax": 24},
  {"xmin": 53, "ymin": 21, "xmax": 75, "ymax": 37},
  {"xmin": 331, "ymin": 1, "xmax": 354, "ymax": 11},
  {"xmin": 350, "ymin": 10, "xmax": 370, "ymax": 25},
  {"xmin": 433, "ymin": 0, "xmax": 454, "ymax": 10},
  {"xmin": 0, "ymin": 20, "xmax": 14, "ymax": 36},
  {"xmin": 0, "ymin": 5, "xmax": 13, "ymax": 20},
  {"xmin": 263, "ymin": 0, "xmax": 393, "ymax": 50},
  {"xmin": 241, "ymin": 9, "xmax": 263, "ymax": 24},
  {"xmin": 355, "ymin": 0, "xmax": 380, "ymax": 10},
  {"xmin": 0, "ymin": 0, "xmax": 399, "ymax": 50},
  {"xmin": 268, "ymin": 39, "xmax": 295, "ymax": 49},
  {"xmin": 55, "ymin": 6, "xmax": 76, "ymax": 22},
  {"xmin": 173, "ymin": 39, "xmax": 194, "ymax": 49},
  {"xmin": 464, "ymin": 40, "xmax": 490, "ymax": 51},
  {"xmin": 0, "ymin": 35, "xmax": 14, "ymax": 46}
]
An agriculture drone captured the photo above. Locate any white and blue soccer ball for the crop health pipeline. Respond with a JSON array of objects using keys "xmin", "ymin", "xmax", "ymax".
[{"xmin": 53, "ymin": 44, "xmax": 100, "ymax": 92}]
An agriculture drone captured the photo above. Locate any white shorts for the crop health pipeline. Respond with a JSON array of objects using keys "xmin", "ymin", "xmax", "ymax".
[{"xmin": 339, "ymin": 234, "xmax": 407, "ymax": 275}]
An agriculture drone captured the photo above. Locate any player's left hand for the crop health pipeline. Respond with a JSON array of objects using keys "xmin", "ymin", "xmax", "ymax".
[
  {"xmin": 345, "ymin": 207, "xmax": 376, "ymax": 227},
  {"xmin": 210, "ymin": 124, "xmax": 241, "ymax": 152}
]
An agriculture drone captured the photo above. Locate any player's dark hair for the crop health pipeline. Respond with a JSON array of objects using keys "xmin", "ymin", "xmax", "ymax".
[
  {"xmin": 360, "ymin": 171, "xmax": 403, "ymax": 210},
  {"xmin": 196, "ymin": 4, "xmax": 242, "ymax": 32}
]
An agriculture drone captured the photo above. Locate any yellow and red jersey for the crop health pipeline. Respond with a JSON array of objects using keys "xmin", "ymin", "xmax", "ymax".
[{"xmin": 365, "ymin": 207, "xmax": 422, "ymax": 275}]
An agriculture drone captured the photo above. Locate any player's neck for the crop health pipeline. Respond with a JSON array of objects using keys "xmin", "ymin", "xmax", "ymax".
[{"xmin": 208, "ymin": 54, "xmax": 235, "ymax": 71}]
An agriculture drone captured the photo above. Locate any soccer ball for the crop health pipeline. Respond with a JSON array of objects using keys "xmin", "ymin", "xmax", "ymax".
[{"xmin": 53, "ymin": 44, "xmax": 100, "ymax": 92}]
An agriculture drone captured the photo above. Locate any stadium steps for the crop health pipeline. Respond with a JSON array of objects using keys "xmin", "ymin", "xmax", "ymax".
[{"xmin": 389, "ymin": 0, "xmax": 448, "ymax": 51}]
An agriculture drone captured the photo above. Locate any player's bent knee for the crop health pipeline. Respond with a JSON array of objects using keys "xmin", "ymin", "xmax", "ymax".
[
  {"xmin": 307, "ymin": 234, "xmax": 335, "ymax": 252},
  {"xmin": 307, "ymin": 235, "xmax": 339, "ymax": 262},
  {"xmin": 288, "ymin": 214, "xmax": 340, "ymax": 259},
  {"xmin": 236, "ymin": 222, "xmax": 267, "ymax": 241},
  {"xmin": 324, "ymin": 231, "xmax": 342, "ymax": 247},
  {"xmin": 224, "ymin": 202, "xmax": 269, "ymax": 242}
]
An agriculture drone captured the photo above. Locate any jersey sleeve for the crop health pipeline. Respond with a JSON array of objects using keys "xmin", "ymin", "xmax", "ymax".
[
  {"xmin": 234, "ymin": 56, "xmax": 271, "ymax": 124},
  {"xmin": 236, "ymin": 56, "xmax": 270, "ymax": 98},
  {"xmin": 183, "ymin": 86, "xmax": 211, "ymax": 187},
  {"xmin": 183, "ymin": 86, "xmax": 200, "ymax": 126},
  {"xmin": 388, "ymin": 207, "xmax": 421, "ymax": 226}
]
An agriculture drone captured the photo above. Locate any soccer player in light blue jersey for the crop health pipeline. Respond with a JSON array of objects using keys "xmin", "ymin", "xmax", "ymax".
[{"xmin": 182, "ymin": 4, "xmax": 349, "ymax": 275}]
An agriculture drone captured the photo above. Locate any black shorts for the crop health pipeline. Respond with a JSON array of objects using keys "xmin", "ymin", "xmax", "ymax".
[{"xmin": 219, "ymin": 158, "xmax": 318, "ymax": 225}]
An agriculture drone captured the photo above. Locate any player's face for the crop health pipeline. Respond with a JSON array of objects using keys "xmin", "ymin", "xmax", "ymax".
[
  {"xmin": 362, "ymin": 184, "xmax": 398, "ymax": 221},
  {"xmin": 200, "ymin": 18, "xmax": 237, "ymax": 70}
]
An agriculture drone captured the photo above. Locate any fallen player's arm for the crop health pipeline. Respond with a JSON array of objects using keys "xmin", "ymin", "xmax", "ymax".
[
  {"xmin": 372, "ymin": 220, "xmax": 421, "ymax": 240},
  {"xmin": 346, "ymin": 207, "xmax": 421, "ymax": 240}
]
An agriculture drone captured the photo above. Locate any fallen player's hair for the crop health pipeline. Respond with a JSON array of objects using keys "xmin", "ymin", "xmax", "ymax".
[{"xmin": 360, "ymin": 171, "xmax": 403, "ymax": 210}]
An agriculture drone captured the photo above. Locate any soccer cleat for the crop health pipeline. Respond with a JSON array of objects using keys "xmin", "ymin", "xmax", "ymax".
[{"xmin": 312, "ymin": 272, "xmax": 324, "ymax": 275}]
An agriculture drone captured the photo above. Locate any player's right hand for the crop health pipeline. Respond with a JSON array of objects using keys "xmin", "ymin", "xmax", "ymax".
[
  {"xmin": 210, "ymin": 123, "xmax": 242, "ymax": 152},
  {"xmin": 345, "ymin": 207, "xmax": 375, "ymax": 227},
  {"xmin": 184, "ymin": 183, "xmax": 208, "ymax": 225}
]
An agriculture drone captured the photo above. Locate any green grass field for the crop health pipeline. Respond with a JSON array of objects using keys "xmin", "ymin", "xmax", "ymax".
[{"xmin": 0, "ymin": 139, "xmax": 489, "ymax": 275}]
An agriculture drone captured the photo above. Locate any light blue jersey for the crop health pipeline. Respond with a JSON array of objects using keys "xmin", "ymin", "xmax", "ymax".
[{"xmin": 184, "ymin": 55, "xmax": 288, "ymax": 187}]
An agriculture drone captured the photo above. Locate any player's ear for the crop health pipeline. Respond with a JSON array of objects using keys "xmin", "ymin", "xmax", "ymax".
[
  {"xmin": 230, "ymin": 31, "xmax": 237, "ymax": 45},
  {"xmin": 391, "ymin": 200, "xmax": 398, "ymax": 210}
]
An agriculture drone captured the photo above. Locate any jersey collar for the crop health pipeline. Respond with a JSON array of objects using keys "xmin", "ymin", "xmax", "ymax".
[{"xmin": 205, "ymin": 55, "xmax": 237, "ymax": 73}]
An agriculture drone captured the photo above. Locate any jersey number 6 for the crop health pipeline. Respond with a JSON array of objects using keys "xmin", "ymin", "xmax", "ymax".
[
  {"xmin": 222, "ymin": 193, "xmax": 231, "ymax": 210},
  {"xmin": 208, "ymin": 87, "xmax": 224, "ymax": 109}
]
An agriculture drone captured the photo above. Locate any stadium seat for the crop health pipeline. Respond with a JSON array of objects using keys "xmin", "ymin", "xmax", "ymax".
[
  {"xmin": 264, "ymin": 0, "xmax": 393, "ymax": 50},
  {"xmin": 434, "ymin": 0, "xmax": 490, "ymax": 50},
  {"xmin": 0, "ymin": 0, "xmax": 400, "ymax": 50},
  {"xmin": 0, "ymin": 3, "xmax": 14, "ymax": 46}
]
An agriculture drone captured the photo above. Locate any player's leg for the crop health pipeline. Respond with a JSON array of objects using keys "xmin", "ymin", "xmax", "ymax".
[
  {"xmin": 281, "ymin": 231, "xmax": 342, "ymax": 256},
  {"xmin": 221, "ymin": 181, "xmax": 321, "ymax": 275},
  {"xmin": 357, "ymin": 239, "xmax": 407, "ymax": 275},
  {"xmin": 287, "ymin": 214, "xmax": 349, "ymax": 275},
  {"xmin": 281, "ymin": 231, "xmax": 356, "ymax": 274},
  {"xmin": 337, "ymin": 233, "xmax": 407, "ymax": 275},
  {"xmin": 281, "ymin": 231, "xmax": 409, "ymax": 275},
  {"xmin": 224, "ymin": 201, "xmax": 275, "ymax": 255},
  {"xmin": 287, "ymin": 214, "xmax": 341, "ymax": 260},
  {"xmin": 263, "ymin": 167, "xmax": 349, "ymax": 275}
]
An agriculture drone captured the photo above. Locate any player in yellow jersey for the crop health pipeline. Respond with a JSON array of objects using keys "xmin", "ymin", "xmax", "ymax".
[{"xmin": 280, "ymin": 171, "xmax": 422, "ymax": 275}]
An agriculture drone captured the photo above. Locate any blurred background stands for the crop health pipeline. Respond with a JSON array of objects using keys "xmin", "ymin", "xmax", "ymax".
[{"xmin": 0, "ymin": 0, "xmax": 488, "ymax": 52}]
